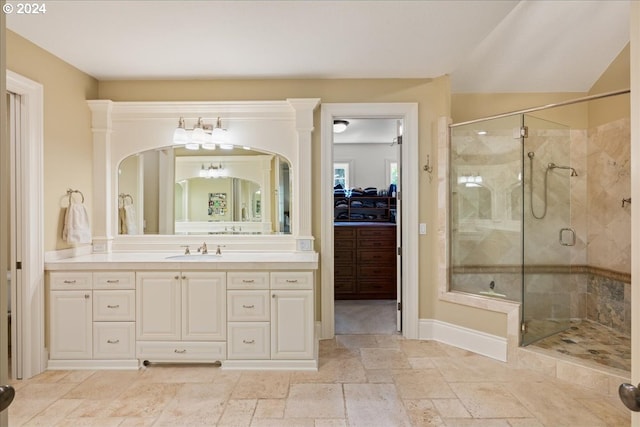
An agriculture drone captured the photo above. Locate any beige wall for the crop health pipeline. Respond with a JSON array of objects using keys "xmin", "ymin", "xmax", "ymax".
[
  {"xmin": 6, "ymin": 30, "xmax": 98, "ymax": 252},
  {"xmin": 589, "ymin": 43, "xmax": 630, "ymax": 128}
]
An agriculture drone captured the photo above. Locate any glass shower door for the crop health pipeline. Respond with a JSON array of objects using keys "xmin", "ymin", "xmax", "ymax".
[{"xmin": 521, "ymin": 114, "xmax": 573, "ymax": 345}]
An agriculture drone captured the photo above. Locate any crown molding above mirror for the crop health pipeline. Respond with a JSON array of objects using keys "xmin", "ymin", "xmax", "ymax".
[{"xmin": 88, "ymin": 98, "xmax": 320, "ymax": 253}]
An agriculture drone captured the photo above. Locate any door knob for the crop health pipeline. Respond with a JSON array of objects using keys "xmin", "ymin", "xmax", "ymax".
[{"xmin": 619, "ymin": 383, "xmax": 640, "ymax": 411}]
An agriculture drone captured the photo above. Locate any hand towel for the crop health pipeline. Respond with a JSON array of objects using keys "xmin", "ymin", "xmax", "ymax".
[
  {"xmin": 119, "ymin": 206, "xmax": 127, "ymax": 234},
  {"xmin": 62, "ymin": 202, "xmax": 91, "ymax": 244},
  {"xmin": 124, "ymin": 203, "xmax": 138, "ymax": 235}
]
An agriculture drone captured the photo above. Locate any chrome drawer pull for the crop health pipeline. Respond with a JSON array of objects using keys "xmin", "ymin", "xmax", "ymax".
[
  {"xmin": 174, "ymin": 349, "xmax": 187, "ymax": 354},
  {"xmin": 285, "ymin": 279, "xmax": 298, "ymax": 283},
  {"xmin": 84, "ymin": 294, "xmax": 90, "ymax": 299},
  {"xmin": 242, "ymin": 339, "xmax": 255, "ymax": 344},
  {"xmin": 106, "ymin": 279, "xmax": 120, "ymax": 284},
  {"xmin": 242, "ymin": 279, "xmax": 255, "ymax": 283},
  {"xmin": 107, "ymin": 339, "xmax": 120, "ymax": 344},
  {"xmin": 107, "ymin": 304, "xmax": 120, "ymax": 309},
  {"xmin": 63, "ymin": 280, "xmax": 77, "ymax": 284},
  {"xmin": 242, "ymin": 304, "xmax": 255, "ymax": 309}
]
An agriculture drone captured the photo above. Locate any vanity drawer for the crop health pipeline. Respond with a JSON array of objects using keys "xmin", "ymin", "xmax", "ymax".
[
  {"xmin": 227, "ymin": 322, "xmax": 270, "ymax": 360},
  {"xmin": 49, "ymin": 272, "xmax": 93, "ymax": 290},
  {"xmin": 270, "ymin": 272, "xmax": 313, "ymax": 290},
  {"xmin": 227, "ymin": 272, "xmax": 270, "ymax": 290},
  {"xmin": 93, "ymin": 322, "xmax": 135, "ymax": 359},
  {"xmin": 227, "ymin": 290, "xmax": 270, "ymax": 321},
  {"xmin": 93, "ymin": 272, "xmax": 135, "ymax": 290},
  {"xmin": 136, "ymin": 341, "xmax": 226, "ymax": 362},
  {"xmin": 93, "ymin": 290, "xmax": 135, "ymax": 321}
]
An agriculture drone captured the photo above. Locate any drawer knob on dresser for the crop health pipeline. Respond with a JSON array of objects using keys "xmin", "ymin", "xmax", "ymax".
[
  {"xmin": 285, "ymin": 279, "xmax": 298, "ymax": 283},
  {"xmin": 242, "ymin": 279, "xmax": 255, "ymax": 283},
  {"xmin": 84, "ymin": 294, "xmax": 90, "ymax": 299},
  {"xmin": 174, "ymin": 349, "xmax": 187, "ymax": 354},
  {"xmin": 106, "ymin": 279, "xmax": 120, "ymax": 284},
  {"xmin": 107, "ymin": 304, "xmax": 120, "ymax": 309},
  {"xmin": 63, "ymin": 280, "xmax": 76, "ymax": 284},
  {"xmin": 106, "ymin": 339, "xmax": 120, "ymax": 344},
  {"xmin": 242, "ymin": 339, "xmax": 255, "ymax": 344},
  {"xmin": 242, "ymin": 304, "xmax": 255, "ymax": 309}
]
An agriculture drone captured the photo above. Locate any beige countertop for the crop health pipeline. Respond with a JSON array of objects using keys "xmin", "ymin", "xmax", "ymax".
[{"xmin": 45, "ymin": 251, "xmax": 319, "ymax": 271}]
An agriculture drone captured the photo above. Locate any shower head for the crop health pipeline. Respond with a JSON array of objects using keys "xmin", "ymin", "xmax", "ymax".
[{"xmin": 527, "ymin": 152, "xmax": 535, "ymax": 159}]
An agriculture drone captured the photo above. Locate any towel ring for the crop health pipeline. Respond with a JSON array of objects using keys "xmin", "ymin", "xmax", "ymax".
[
  {"xmin": 66, "ymin": 189, "xmax": 84, "ymax": 204},
  {"xmin": 119, "ymin": 193, "xmax": 134, "ymax": 205}
]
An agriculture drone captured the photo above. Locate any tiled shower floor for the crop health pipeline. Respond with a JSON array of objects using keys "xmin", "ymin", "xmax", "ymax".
[{"xmin": 529, "ymin": 319, "xmax": 631, "ymax": 372}]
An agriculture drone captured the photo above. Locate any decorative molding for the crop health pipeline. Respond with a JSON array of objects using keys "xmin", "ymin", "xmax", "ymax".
[
  {"xmin": 44, "ymin": 246, "xmax": 93, "ymax": 262},
  {"xmin": 47, "ymin": 359, "xmax": 139, "ymax": 370},
  {"xmin": 419, "ymin": 319, "xmax": 508, "ymax": 362}
]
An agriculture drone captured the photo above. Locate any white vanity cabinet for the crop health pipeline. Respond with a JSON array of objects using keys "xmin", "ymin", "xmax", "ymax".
[
  {"xmin": 48, "ymin": 271, "xmax": 137, "ymax": 368},
  {"xmin": 226, "ymin": 271, "xmax": 315, "ymax": 365},
  {"xmin": 135, "ymin": 271, "xmax": 227, "ymax": 363}
]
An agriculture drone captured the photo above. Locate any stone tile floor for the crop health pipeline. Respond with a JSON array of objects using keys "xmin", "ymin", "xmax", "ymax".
[
  {"xmin": 6, "ymin": 335, "xmax": 629, "ymax": 426},
  {"xmin": 530, "ymin": 319, "xmax": 631, "ymax": 372}
]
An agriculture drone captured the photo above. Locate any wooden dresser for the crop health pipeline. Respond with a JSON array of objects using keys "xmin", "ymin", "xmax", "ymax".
[{"xmin": 334, "ymin": 224, "xmax": 397, "ymax": 300}]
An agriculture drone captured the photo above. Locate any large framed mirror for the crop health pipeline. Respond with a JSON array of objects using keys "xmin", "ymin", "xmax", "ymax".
[
  {"xmin": 118, "ymin": 146, "xmax": 291, "ymax": 235},
  {"xmin": 88, "ymin": 99, "xmax": 319, "ymax": 253}
]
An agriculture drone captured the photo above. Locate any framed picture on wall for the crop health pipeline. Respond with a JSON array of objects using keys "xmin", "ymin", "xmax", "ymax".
[{"xmin": 208, "ymin": 192, "xmax": 227, "ymax": 216}]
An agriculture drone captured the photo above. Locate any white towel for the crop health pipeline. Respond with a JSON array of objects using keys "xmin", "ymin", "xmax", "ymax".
[
  {"xmin": 124, "ymin": 203, "xmax": 138, "ymax": 235},
  {"xmin": 62, "ymin": 202, "xmax": 91, "ymax": 244}
]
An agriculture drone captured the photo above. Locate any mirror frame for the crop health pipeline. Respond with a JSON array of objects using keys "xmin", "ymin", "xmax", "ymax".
[{"xmin": 88, "ymin": 99, "xmax": 319, "ymax": 253}]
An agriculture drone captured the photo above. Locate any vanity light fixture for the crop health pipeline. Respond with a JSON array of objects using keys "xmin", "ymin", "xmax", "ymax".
[
  {"xmin": 199, "ymin": 162, "xmax": 225, "ymax": 179},
  {"xmin": 173, "ymin": 117, "xmax": 229, "ymax": 150},
  {"xmin": 333, "ymin": 119, "xmax": 349, "ymax": 133}
]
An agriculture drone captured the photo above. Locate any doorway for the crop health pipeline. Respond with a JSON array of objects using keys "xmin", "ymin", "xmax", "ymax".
[
  {"xmin": 320, "ymin": 103, "xmax": 419, "ymax": 341},
  {"xmin": 332, "ymin": 118, "xmax": 401, "ymax": 334}
]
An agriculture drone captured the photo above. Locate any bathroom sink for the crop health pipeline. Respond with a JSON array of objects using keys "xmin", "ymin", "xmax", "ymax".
[{"xmin": 165, "ymin": 254, "xmax": 222, "ymax": 261}]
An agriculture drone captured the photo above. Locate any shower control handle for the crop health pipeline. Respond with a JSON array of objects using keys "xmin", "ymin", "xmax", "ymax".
[{"xmin": 559, "ymin": 227, "xmax": 576, "ymax": 246}]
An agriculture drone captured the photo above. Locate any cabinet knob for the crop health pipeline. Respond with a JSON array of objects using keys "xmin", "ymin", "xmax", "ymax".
[
  {"xmin": 106, "ymin": 339, "xmax": 120, "ymax": 344},
  {"xmin": 272, "ymin": 294, "xmax": 276, "ymax": 299},
  {"xmin": 242, "ymin": 304, "xmax": 255, "ymax": 309},
  {"xmin": 63, "ymin": 280, "xmax": 77, "ymax": 284},
  {"xmin": 174, "ymin": 276, "xmax": 180, "ymax": 280},
  {"xmin": 84, "ymin": 294, "xmax": 90, "ymax": 299},
  {"xmin": 174, "ymin": 349, "xmax": 187, "ymax": 354},
  {"xmin": 242, "ymin": 339, "xmax": 255, "ymax": 344},
  {"xmin": 285, "ymin": 279, "xmax": 298, "ymax": 283},
  {"xmin": 106, "ymin": 279, "xmax": 120, "ymax": 284},
  {"xmin": 242, "ymin": 279, "xmax": 255, "ymax": 283},
  {"xmin": 106, "ymin": 304, "xmax": 120, "ymax": 309},
  {"xmin": 182, "ymin": 275, "xmax": 186, "ymax": 280}
]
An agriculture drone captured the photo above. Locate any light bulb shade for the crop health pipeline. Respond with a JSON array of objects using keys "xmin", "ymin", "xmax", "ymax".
[
  {"xmin": 173, "ymin": 127, "xmax": 188, "ymax": 144},
  {"xmin": 185, "ymin": 141, "xmax": 200, "ymax": 150},
  {"xmin": 211, "ymin": 127, "xmax": 228, "ymax": 144},
  {"xmin": 191, "ymin": 126, "xmax": 206, "ymax": 144},
  {"xmin": 333, "ymin": 120, "xmax": 349, "ymax": 133},
  {"xmin": 201, "ymin": 141, "xmax": 216, "ymax": 150}
]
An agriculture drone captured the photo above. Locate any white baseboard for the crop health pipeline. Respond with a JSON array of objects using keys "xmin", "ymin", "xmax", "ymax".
[{"xmin": 419, "ymin": 319, "xmax": 507, "ymax": 362}]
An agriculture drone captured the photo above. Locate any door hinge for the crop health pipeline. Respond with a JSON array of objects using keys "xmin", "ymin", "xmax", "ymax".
[
  {"xmin": 16, "ymin": 261, "xmax": 22, "ymax": 270},
  {"xmin": 520, "ymin": 126, "xmax": 528, "ymax": 138},
  {"xmin": 397, "ymin": 302, "xmax": 402, "ymax": 311},
  {"xmin": 521, "ymin": 322, "xmax": 527, "ymax": 333},
  {"xmin": 396, "ymin": 135, "xmax": 402, "ymax": 145},
  {"xmin": 397, "ymin": 247, "xmax": 402, "ymax": 256}
]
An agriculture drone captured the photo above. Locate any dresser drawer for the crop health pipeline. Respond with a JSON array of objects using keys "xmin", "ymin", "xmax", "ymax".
[
  {"xmin": 358, "ymin": 250, "xmax": 396, "ymax": 265},
  {"xmin": 227, "ymin": 272, "xmax": 269, "ymax": 290},
  {"xmin": 93, "ymin": 272, "xmax": 135, "ymax": 290},
  {"xmin": 357, "ymin": 226, "xmax": 396, "ymax": 239},
  {"xmin": 93, "ymin": 322, "xmax": 135, "ymax": 359},
  {"xmin": 227, "ymin": 322, "xmax": 270, "ymax": 360},
  {"xmin": 358, "ymin": 238, "xmax": 396, "ymax": 249},
  {"xmin": 136, "ymin": 341, "xmax": 227, "ymax": 362},
  {"xmin": 270, "ymin": 272, "xmax": 313, "ymax": 290},
  {"xmin": 334, "ymin": 264, "xmax": 356, "ymax": 279},
  {"xmin": 49, "ymin": 272, "xmax": 92, "ymax": 290},
  {"xmin": 334, "ymin": 227, "xmax": 356, "ymax": 239},
  {"xmin": 93, "ymin": 290, "xmax": 135, "ymax": 321},
  {"xmin": 358, "ymin": 266, "xmax": 396, "ymax": 279},
  {"xmin": 227, "ymin": 290, "xmax": 270, "ymax": 321}
]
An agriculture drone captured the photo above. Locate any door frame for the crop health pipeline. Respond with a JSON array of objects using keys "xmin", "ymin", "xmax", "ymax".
[
  {"xmin": 320, "ymin": 103, "xmax": 419, "ymax": 340},
  {"xmin": 6, "ymin": 70, "xmax": 46, "ymax": 379}
]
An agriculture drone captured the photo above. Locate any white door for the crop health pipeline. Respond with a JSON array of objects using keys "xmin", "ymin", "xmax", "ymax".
[
  {"xmin": 181, "ymin": 272, "xmax": 226, "ymax": 341},
  {"xmin": 49, "ymin": 291, "xmax": 92, "ymax": 359},
  {"xmin": 270, "ymin": 289, "xmax": 313, "ymax": 359},
  {"xmin": 136, "ymin": 272, "xmax": 180, "ymax": 340},
  {"xmin": 395, "ymin": 120, "xmax": 402, "ymax": 332}
]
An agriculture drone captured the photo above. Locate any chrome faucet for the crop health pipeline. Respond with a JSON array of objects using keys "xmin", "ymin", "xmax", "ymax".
[
  {"xmin": 180, "ymin": 245, "xmax": 191, "ymax": 255},
  {"xmin": 216, "ymin": 245, "xmax": 225, "ymax": 255},
  {"xmin": 197, "ymin": 242, "xmax": 208, "ymax": 254}
]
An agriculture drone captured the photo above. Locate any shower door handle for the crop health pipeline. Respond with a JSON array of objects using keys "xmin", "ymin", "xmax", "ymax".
[{"xmin": 559, "ymin": 227, "xmax": 576, "ymax": 246}]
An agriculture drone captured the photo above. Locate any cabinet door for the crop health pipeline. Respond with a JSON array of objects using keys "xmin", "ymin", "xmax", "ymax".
[
  {"xmin": 136, "ymin": 272, "xmax": 181, "ymax": 341},
  {"xmin": 50, "ymin": 290, "xmax": 92, "ymax": 359},
  {"xmin": 270, "ymin": 290, "xmax": 314, "ymax": 359},
  {"xmin": 182, "ymin": 272, "xmax": 226, "ymax": 341}
]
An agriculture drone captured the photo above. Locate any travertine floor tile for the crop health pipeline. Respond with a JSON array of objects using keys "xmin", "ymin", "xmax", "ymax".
[
  {"xmin": 344, "ymin": 383, "xmax": 411, "ymax": 427},
  {"xmin": 63, "ymin": 371, "xmax": 140, "ymax": 400},
  {"xmin": 360, "ymin": 347, "xmax": 411, "ymax": 369},
  {"xmin": 152, "ymin": 398, "xmax": 225, "ymax": 427},
  {"xmin": 232, "ymin": 372, "xmax": 290, "ymax": 399},
  {"xmin": 284, "ymin": 383, "xmax": 344, "ymax": 419},
  {"xmin": 449, "ymin": 382, "xmax": 533, "ymax": 418},
  {"xmin": 403, "ymin": 399, "xmax": 446, "ymax": 426},
  {"xmin": 253, "ymin": 398, "xmax": 286, "ymax": 419},
  {"xmin": 432, "ymin": 398, "xmax": 472, "ymax": 418},
  {"xmin": 291, "ymin": 357, "xmax": 366, "ymax": 384},
  {"xmin": 394, "ymin": 369, "xmax": 456, "ymax": 399},
  {"xmin": 218, "ymin": 399, "xmax": 257, "ymax": 426}
]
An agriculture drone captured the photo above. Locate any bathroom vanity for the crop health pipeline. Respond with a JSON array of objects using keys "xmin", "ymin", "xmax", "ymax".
[
  {"xmin": 45, "ymin": 252, "xmax": 318, "ymax": 370},
  {"xmin": 43, "ymin": 98, "xmax": 321, "ymax": 371}
]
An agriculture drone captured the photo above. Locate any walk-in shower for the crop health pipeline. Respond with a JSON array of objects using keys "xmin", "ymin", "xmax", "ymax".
[{"xmin": 448, "ymin": 90, "xmax": 631, "ymax": 372}]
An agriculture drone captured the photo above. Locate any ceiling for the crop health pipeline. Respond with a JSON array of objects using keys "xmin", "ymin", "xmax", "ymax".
[{"xmin": 6, "ymin": 0, "xmax": 630, "ymax": 93}]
